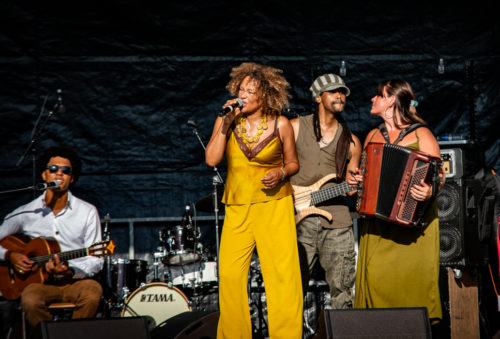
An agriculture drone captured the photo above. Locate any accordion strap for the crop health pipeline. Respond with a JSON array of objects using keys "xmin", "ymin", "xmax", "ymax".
[{"xmin": 378, "ymin": 123, "xmax": 427, "ymax": 145}]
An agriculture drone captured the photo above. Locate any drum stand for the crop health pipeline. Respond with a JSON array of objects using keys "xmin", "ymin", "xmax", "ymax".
[
  {"xmin": 101, "ymin": 214, "xmax": 141, "ymax": 319},
  {"xmin": 101, "ymin": 214, "xmax": 116, "ymax": 317},
  {"xmin": 187, "ymin": 277, "xmax": 202, "ymax": 310},
  {"xmin": 152, "ymin": 250, "xmax": 164, "ymax": 282},
  {"xmin": 249, "ymin": 265, "xmax": 268, "ymax": 338}
]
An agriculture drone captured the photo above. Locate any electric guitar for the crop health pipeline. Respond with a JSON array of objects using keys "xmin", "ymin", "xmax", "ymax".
[
  {"xmin": 0, "ymin": 235, "xmax": 115, "ymax": 300},
  {"xmin": 293, "ymin": 173, "xmax": 357, "ymax": 224}
]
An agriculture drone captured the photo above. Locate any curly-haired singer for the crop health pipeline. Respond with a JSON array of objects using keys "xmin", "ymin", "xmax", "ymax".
[{"xmin": 206, "ymin": 62, "xmax": 303, "ymax": 338}]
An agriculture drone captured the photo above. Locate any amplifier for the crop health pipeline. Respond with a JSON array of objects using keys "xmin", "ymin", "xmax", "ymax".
[
  {"xmin": 439, "ymin": 139, "xmax": 483, "ymax": 179},
  {"xmin": 440, "ymin": 148, "xmax": 464, "ymax": 179}
]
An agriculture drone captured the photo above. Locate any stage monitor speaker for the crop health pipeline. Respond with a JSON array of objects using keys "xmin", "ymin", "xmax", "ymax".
[
  {"xmin": 37, "ymin": 317, "xmax": 150, "ymax": 339},
  {"xmin": 317, "ymin": 308, "xmax": 431, "ymax": 339},
  {"xmin": 437, "ymin": 178, "xmax": 482, "ymax": 266},
  {"xmin": 151, "ymin": 311, "xmax": 219, "ymax": 339}
]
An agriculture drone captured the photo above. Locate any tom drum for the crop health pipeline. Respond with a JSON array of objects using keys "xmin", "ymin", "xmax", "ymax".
[{"xmin": 110, "ymin": 258, "xmax": 148, "ymax": 299}]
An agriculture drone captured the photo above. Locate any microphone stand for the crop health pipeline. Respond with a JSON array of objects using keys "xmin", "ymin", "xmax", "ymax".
[
  {"xmin": 16, "ymin": 94, "xmax": 62, "ymax": 196},
  {"xmin": 0, "ymin": 184, "xmax": 49, "ymax": 195},
  {"xmin": 189, "ymin": 123, "xmax": 223, "ymax": 184},
  {"xmin": 188, "ymin": 121, "xmax": 224, "ymax": 309}
]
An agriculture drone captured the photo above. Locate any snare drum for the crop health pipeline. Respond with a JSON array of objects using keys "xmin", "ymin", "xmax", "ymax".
[
  {"xmin": 121, "ymin": 282, "xmax": 191, "ymax": 327},
  {"xmin": 168, "ymin": 261, "xmax": 218, "ymax": 288},
  {"xmin": 110, "ymin": 258, "xmax": 148, "ymax": 299}
]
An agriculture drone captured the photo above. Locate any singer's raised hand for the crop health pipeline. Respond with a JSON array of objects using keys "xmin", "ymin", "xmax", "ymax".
[
  {"xmin": 206, "ymin": 98, "xmax": 243, "ymax": 166},
  {"xmin": 221, "ymin": 98, "xmax": 243, "ymax": 124}
]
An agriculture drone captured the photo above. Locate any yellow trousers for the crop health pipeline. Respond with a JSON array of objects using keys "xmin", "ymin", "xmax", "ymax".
[{"xmin": 217, "ymin": 195, "xmax": 303, "ymax": 339}]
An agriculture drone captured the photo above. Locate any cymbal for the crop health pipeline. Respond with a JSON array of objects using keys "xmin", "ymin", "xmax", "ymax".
[{"xmin": 195, "ymin": 189, "xmax": 224, "ymax": 212}]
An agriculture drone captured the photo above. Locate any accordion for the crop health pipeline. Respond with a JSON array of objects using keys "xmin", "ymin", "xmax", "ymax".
[{"xmin": 357, "ymin": 143, "xmax": 441, "ymax": 227}]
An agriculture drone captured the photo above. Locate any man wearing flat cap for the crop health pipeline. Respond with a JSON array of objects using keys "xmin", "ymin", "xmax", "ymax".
[{"xmin": 290, "ymin": 73, "xmax": 361, "ymax": 309}]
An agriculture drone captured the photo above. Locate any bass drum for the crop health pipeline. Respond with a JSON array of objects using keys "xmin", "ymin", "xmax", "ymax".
[{"xmin": 121, "ymin": 282, "xmax": 191, "ymax": 328}]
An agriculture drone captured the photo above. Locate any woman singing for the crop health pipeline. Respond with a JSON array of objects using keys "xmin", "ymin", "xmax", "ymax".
[{"xmin": 206, "ymin": 62, "xmax": 302, "ymax": 338}]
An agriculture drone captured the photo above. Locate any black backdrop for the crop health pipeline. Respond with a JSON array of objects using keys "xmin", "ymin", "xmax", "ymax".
[{"xmin": 1, "ymin": 1, "xmax": 499, "ymax": 253}]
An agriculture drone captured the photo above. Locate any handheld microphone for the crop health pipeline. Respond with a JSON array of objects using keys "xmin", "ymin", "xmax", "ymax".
[
  {"xmin": 220, "ymin": 98, "xmax": 243, "ymax": 115},
  {"xmin": 187, "ymin": 120, "xmax": 197, "ymax": 129},
  {"xmin": 36, "ymin": 181, "xmax": 59, "ymax": 190},
  {"xmin": 56, "ymin": 89, "xmax": 66, "ymax": 114}
]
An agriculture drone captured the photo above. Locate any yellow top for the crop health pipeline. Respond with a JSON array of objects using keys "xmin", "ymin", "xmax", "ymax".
[{"xmin": 222, "ymin": 126, "xmax": 293, "ymax": 205}]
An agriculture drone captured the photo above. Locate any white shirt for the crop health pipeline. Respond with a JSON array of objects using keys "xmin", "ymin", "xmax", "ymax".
[{"xmin": 0, "ymin": 191, "xmax": 104, "ymax": 279}]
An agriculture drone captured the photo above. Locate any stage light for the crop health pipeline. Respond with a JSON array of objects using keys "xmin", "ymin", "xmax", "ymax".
[
  {"xmin": 438, "ymin": 58, "xmax": 445, "ymax": 74},
  {"xmin": 340, "ymin": 60, "xmax": 347, "ymax": 76}
]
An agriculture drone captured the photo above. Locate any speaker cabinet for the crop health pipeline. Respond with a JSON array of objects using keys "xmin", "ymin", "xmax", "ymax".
[
  {"xmin": 437, "ymin": 178, "xmax": 482, "ymax": 266},
  {"xmin": 316, "ymin": 308, "xmax": 431, "ymax": 339},
  {"xmin": 151, "ymin": 311, "xmax": 219, "ymax": 339},
  {"xmin": 37, "ymin": 317, "xmax": 150, "ymax": 339}
]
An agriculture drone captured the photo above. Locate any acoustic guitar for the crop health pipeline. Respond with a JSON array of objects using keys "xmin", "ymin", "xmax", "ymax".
[
  {"xmin": 293, "ymin": 173, "xmax": 356, "ymax": 224},
  {"xmin": 0, "ymin": 235, "xmax": 115, "ymax": 300}
]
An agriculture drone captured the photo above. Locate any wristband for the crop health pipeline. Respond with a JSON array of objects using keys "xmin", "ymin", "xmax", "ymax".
[{"xmin": 280, "ymin": 168, "xmax": 287, "ymax": 181}]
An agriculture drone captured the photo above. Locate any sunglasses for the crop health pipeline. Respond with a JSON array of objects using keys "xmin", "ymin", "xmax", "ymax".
[{"xmin": 46, "ymin": 165, "xmax": 72, "ymax": 175}]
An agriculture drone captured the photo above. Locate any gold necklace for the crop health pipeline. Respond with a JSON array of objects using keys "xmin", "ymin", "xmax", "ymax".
[{"xmin": 236, "ymin": 114, "xmax": 268, "ymax": 149}]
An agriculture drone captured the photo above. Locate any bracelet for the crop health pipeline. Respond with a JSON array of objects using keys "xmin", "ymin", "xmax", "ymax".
[
  {"xmin": 4, "ymin": 250, "xmax": 12, "ymax": 262},
  {"xmin": 280, "ymin": 168, "xmax": 287, "ymax": 181}
]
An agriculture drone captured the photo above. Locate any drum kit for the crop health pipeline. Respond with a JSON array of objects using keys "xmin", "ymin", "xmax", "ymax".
[{"xmin": 101, "ymin": 194, "xmax": 227, "ymax": 329}]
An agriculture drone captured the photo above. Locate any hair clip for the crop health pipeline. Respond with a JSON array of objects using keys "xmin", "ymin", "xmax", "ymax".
[{"xmin": 410, "ymin": 100, "xmax": 419, "ymax": 107}]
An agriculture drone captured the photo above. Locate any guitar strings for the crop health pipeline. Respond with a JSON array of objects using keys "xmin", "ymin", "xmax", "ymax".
[
  {"xmin": 294, "ymin": 182, "xmax": 350, "ymax": 206},
  {"xmin": 31, "ymin": 249, "xmax": 88, "ymax": 264}
]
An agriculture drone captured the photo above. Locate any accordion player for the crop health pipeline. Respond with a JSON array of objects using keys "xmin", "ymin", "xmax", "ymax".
[{"xmin": 356, "ymin": 142, "xmax": 442, "ymax": 227}]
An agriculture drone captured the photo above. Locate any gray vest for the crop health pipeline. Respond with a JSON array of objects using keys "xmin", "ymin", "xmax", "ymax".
[{"xmin": 291, "ymin": 114, "xmax": 352, "ymax": 228}]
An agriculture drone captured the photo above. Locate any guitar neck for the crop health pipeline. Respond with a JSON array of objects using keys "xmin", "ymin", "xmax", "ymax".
[
  {"xmin": 311, "ymin": 181, "xmax": 352, "ymax": 206},
  {"xmin": 31, "ymin": 248, "xmax": 89, "ymax": 266}
]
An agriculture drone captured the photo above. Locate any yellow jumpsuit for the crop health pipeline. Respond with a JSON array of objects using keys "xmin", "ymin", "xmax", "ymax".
[{"xmin": 217, "ymin": 127, "xmax": 303, "ymax": 339}]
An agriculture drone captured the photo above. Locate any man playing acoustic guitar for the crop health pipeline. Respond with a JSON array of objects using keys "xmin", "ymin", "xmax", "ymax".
[
  {"xmin": 290, "ymin": 74, "xmax": 361, "ymax": 309},
  {"xmin": 0, "ymin": 146, "xmax": 104, "ymax": 331}
]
